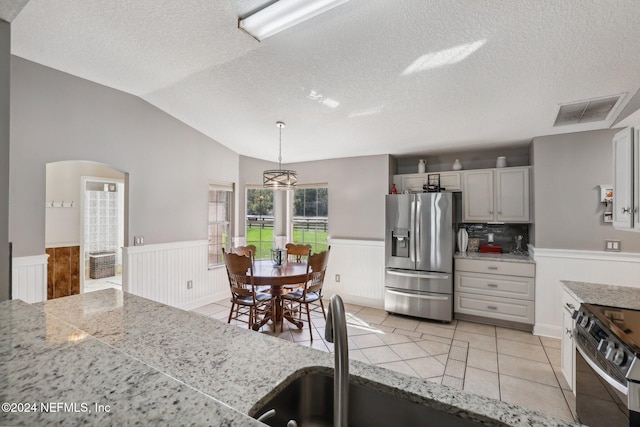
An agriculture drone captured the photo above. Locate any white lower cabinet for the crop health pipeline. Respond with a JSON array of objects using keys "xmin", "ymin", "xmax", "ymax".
[
  {"xmin": 454, "ymin": 258, "xmax": 535, "ymax": 326},
  {"xmin": 561, "ymin": 288, "xmax": 580, "ymax": 393}
]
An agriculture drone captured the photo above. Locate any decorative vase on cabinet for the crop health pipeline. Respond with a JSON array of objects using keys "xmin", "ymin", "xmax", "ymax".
[
  {"xmin": 452, "ymin": 159, "xmax": 462, "ymax": 170},
  {"xmin": 418, "ymin": 159, "xmax": 426, "ymax": 174}
]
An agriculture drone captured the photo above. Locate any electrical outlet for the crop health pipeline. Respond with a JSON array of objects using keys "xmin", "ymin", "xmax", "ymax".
[
  {"xmin": 335, "ymin": 274, "xmax": 340, "ymax": 282},
  {"xmin": 187, "ymin": 280, "xmax": 193, "ymax": 289},
  {"xmin": 134, "ymin": 236, "xmax": 144, "ymax": 246},
  {"xmin": 605, "ymin": 239, "xmax": 621, "ymax": 252}
]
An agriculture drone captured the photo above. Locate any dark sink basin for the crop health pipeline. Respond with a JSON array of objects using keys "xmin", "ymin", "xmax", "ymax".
[{"xmin": 251, "ymin": 371, "xmax": 499, "ymax": 427}]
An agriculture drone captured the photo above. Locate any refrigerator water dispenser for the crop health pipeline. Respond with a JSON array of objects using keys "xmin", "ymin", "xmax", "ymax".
[{"xmin": 391, "ymin": 228, "xmax": 410, "ymax": 258}]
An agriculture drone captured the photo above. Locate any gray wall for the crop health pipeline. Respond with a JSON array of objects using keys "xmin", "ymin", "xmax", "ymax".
[
  {"xmin": 0, "ymin": 21, "xmax": 9, "ymax": 300},
  {"xmin": 288, "ymin": 155, "xmax": 389, "ymax": 240},
  {"xmin": 238, "ymin": 154, "xmax": 389, "ymax": 241},
  {"xmin": 45, "ymin": 161, "xmax": 125, "ymax": 246},
  {"xmin": 532, "ymin": 128, "xmax": 640, "ymax": 252},
  {"xmin": 10, "ymin": 57, "xmax": 239, "ymax": 257}
]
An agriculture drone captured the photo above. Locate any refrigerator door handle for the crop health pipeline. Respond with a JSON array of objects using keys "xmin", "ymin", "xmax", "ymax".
[
  {"xmin": 410, "ymin": 198, "xmax": 416, "ymax": 263},
  {"xmin": 386, "ymin": 289, "xmax": 450, "ymax": 301},
  {"xmin": 415, "ymin": 197, "xmax": 421, "ymax": 264},
  {"xmin": 386, "ymin": 269, "xmax": 450, "ymax": 280}
]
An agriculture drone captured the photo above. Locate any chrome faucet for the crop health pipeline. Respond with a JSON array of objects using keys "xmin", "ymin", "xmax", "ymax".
[{"xmin": 325, "ymin": 294, "xmax": 349, "ymax": 427}]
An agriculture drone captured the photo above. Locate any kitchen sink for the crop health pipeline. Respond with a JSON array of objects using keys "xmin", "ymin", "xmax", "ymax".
[{"xmin": 251, "ymin": 370, "xmax": 501, "ymax": 427}]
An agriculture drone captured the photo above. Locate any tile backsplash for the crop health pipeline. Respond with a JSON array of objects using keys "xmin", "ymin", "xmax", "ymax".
[{"xmin": 458, "ymin": 223, "xmax": 529, "ymax": 253}]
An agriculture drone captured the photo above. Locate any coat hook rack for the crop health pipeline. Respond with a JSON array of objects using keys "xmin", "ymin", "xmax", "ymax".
[{"xmin": 46, "ymin": 200, "xmax": 75, "ymax": 208}]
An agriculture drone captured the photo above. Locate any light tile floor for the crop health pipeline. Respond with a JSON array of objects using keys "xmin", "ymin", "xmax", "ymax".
[
  {"xmin": 84, "ymin": 275, "xmax": 122, "ymax": 293},
  {"xmin": 192, "ymin": 299, "xmax": 576, "ymax": 423}
]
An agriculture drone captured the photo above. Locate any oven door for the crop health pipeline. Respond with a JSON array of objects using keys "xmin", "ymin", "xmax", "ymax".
[{"xmin": 575, "ymin": 340, "xmax": 630, "ymax": 426}]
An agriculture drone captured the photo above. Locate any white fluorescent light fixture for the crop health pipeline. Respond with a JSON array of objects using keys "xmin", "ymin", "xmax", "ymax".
[{"xmin": 239, "ymin": 0, "xmax": 350, "ymax": 41}]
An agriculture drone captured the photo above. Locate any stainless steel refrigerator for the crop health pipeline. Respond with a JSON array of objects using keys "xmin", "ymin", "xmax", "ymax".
[{"xmin": 384, "ymin": 192, "xmax": 453, "ymax": 322}]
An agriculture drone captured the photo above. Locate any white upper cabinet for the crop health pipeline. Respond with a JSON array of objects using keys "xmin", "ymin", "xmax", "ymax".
[
  {"xmin": 462, "ymin": 170, "xmax": 494, "ymax": 222},
  {"xmin": 462, "ymin": 167, "xmax": 531, "ymax": 223},
  {"xmin": 613, "ymin": 127, "xmax": 640, "ymax": 230},
  {"xmin": 495, "ymin": 168, "xmax": 531, "ymax": 222}
]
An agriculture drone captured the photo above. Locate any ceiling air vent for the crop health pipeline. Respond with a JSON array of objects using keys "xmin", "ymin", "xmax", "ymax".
[{"xmin": 554, "ymin": 95, "xmax": 623, "ymax": 126}]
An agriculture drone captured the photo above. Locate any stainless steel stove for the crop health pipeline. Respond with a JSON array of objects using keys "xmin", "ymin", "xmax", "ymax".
[{"xmin": 574, "ymin": 303, "xmax": 640, "ymax": 426}]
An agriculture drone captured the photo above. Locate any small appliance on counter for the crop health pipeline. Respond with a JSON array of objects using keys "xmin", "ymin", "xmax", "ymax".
[{"xmin": 479, "ymin": 245, "xmax": 501, "ymax": 253}]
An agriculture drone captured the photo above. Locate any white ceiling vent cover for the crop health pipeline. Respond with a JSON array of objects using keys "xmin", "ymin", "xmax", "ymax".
[{"xmin": 554, "ymin": 95, "xmax": 624, "ymax": 126}]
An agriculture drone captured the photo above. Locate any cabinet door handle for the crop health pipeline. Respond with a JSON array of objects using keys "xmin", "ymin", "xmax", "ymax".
[
  {"xmin": 489, "ymin": 209, "xmax": 493, "ymax": 214},
  {"xmin": 488, "ymin": 266, "xmax": 498, "ymax": 270},
  {"xmin": 565, "ymin": 328, "xmax": 573, "ymax": 338},
  {"xmin": 487, "ymin": 305, "xmax": 498, "ymax": 310},
  {"xmin": 565, "ymin": 303, "xmax": 575, "ymax": 310},
  {"xmin": 487, "ymin": 283, "xmax": 498, "ymax": 287},
  {"xmin": 623, "ymin": 207, "xmax": 631, "ymax": 214}
]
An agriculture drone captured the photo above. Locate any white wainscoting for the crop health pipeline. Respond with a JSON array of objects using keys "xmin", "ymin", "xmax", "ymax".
[
  {"xmin": 123, "ymin": 240, "xmax": 229, "ymax": 310},
  {"xmin": 12, "ymin": 254, "xmax": 49, "ymax": 303},
  {"xmin": 533, "ymin": 246, "xmax": 640, "ymax": 338},
  {"xmin": 324, "ymin": 238, "xmax": 385, "ymax": 308}
]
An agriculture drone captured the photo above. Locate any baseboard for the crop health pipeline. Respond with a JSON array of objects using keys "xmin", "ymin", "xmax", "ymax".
[
  {"xmin": 331, "ymin": 293, "xmax": 383, "ymax": 309},
  {"xmin": 177, "ymin": 291, "xmax": 228, "ymax": 311},
  {"xmin": 454, "ymin": 313, "xmax": 533, "ymax": 332},
  {"xmin": 533, "ymin": 324, "xmax": 562, "ymax": 339}
]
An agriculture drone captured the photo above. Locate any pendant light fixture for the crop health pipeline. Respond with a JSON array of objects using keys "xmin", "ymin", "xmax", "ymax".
[{"xmin": 263, "ymin": 121, "xmax": 297, "ymax": 189}]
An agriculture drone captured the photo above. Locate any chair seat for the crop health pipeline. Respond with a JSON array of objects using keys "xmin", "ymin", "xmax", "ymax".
[
  {"xmin": 233, "ymin": 292, "xmax": 273, "ymax": 306},
  {"xmin": 282, "ymin": 290, "xmax": 321, "ymax": 303}
]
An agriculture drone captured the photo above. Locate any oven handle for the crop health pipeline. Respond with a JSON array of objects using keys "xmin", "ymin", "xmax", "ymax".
[
  {"xmin": 385, "ymin": 289, "xmax": 449, "ymax": 301},
  {"xmin": 576, "ymin": 339, "xmax": 628, "ymax": 395}
]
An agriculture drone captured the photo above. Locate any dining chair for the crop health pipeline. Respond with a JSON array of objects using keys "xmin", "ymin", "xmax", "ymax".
[
  {"xmin": 285, "ymin": 243, "xmax": 311, "ymax": 263},
  {"xmin": 281, "ymin": 246, "xmax": 331, "ymax": 340},
  {"xmin": 232, "ymin": 244, "xmax": 257, "ymax": 258},
  {"xmin": 223, "ymin": 249, "xmax": 275, "ymax": 331},
  {"xmin": 283, "ymin": 243, "xmax": 312, "ymax": 293}
]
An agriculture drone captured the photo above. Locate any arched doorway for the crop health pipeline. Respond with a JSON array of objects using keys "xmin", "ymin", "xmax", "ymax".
[{"xmin": 45, "ymin": 161, "xmax": 128, "ymax": 299}]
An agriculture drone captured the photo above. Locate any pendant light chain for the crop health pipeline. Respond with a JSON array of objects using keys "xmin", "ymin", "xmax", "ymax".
[{"xmin": 278, "ymin": 123, "xmax": 283, "ymax": 169}]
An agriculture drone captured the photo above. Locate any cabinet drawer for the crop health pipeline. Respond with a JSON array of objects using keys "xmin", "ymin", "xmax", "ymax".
[
  {"xmin": 561, "ymin": 287, "xmax": 581, "ymax": 314},
  {"xmin": 455, "ymin": 258, "xmax": 534, "ymax": 277},
  {"xmin": 455, "ymin": 292, "xmax": 534, "ymax": 324},
  {"xmin": 455, "ymin": 272, "xmax": 534, "ymax": 300}
]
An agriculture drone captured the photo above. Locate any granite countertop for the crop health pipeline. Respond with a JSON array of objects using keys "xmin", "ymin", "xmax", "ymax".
[
  {"xmin": 2, "ymin": 289, "xmax": 576, "ymax": 426},
  {"xmin": 562, "ymin": 281, "xmax": 640, "ymax": 310},
  {"xmin": 454, "ymin": 251, "xmax": 534, "ymax": 264}
]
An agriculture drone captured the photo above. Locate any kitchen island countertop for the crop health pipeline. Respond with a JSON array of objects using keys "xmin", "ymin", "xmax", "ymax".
[
  {"xmin": 562, "ymin": 281, "xmax": 640, "ymax": 310},
  {"xmin": 2, "ymin": 289, "xmax": 576, "ymax": 426}
]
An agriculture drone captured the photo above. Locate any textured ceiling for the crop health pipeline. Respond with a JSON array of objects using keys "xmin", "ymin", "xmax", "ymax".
[{"xmin": 9, "ymin": 0, "xmax": 640, "ymax": 162}]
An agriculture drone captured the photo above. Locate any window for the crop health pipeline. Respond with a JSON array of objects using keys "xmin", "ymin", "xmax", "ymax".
[
  {"xmin": 293, "ymin": 186, "xmax": 328, "ymax": 253},
  {"xmin": 208, "ymin": 183, "xmax": 233, "ymax": 267},
  {"xmin": 246, "ymin": 188, "xmax": 274, "ymax": 259}
]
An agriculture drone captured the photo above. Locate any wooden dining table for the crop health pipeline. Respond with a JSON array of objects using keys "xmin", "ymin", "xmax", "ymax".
[{"xmin": 251, "ymin": 259, "xmax": 309, "ymax": 331}]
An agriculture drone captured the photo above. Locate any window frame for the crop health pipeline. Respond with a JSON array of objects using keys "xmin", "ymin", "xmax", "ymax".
[
  {"xmin": 208, "ymin": 181, "xmax": 234, "ymax": 269},
  {"xmin": 290, "ymin": 184, "xmax": 329, "ymax": 254},
  {"xmin": 245, "ymin": 186, "xmax": 275, "ymax": 260}
]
